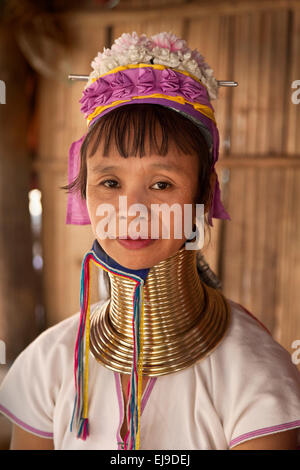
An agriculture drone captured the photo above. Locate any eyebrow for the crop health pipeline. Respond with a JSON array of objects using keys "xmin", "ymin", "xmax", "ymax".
[
  {"xmin": 90, "ymin": 162, "xmax": 184, "ymax": 174},
  {"xmin": 90, "ymin": 164, "xmax": 119, "ymax": 174}
]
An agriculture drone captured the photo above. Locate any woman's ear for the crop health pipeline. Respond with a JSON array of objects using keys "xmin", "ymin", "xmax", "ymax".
[{"xmin": 204, "ymin": 171, "xmax": 217, "ymax": 215}]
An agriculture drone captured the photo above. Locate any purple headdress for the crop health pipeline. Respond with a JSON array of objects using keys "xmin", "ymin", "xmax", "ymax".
[{"xmin": 66, "ymin": 31, "xmax": 237, "ymax": 227}]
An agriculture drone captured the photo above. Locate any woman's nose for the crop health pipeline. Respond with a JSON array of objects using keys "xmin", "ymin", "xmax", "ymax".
[
  {"xmin": 117, "ymin": 190, "xmax": 150, "ymax": 237},
  {"xmin": 119, "ymin": 186, "xmax": 150, "ymax": 213}
]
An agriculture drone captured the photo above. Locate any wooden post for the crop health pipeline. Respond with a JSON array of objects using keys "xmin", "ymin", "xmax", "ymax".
[{"xmin": 0, "ymin": 25, "xmax": 38, "ymax": 364}]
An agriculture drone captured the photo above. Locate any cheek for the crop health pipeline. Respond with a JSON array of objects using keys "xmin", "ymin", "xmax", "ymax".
[
  {"xmin": 86, "ymin": 186, "xmax": 95, "ymax": 220},
  {"xmin": 86, "ymin": 185, "xmax": 120, "ymax": 240},
  {"xmin": 86, "ymin": 184, "xmax": 104, "ymax": 230},
  {"xmin": 175, "ymin": 186, "xmax": 199, "ymax": 233},
  {"xmin": 173, "ymin": 186, "xmax": 197, "ymax": 208}
]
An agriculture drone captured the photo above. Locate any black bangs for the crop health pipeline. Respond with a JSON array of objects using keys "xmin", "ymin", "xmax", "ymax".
[
  {"xmin": 61, "ymin": 103, "xmax": 212, "ymax": 203},
  {"xmin": 87, "ymin": 103, "xmax": 209, "ymax": 159}
]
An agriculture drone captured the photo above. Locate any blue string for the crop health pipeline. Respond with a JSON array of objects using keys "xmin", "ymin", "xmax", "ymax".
[
  {"xmin": 70, "ymin": 252, "xmax": 89, "ymax": 434},
  {"xmin": 71, "ymin": 242, "xmax": 149, "ymax": 446}
]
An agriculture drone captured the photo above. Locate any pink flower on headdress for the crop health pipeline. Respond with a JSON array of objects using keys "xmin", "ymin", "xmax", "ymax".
[
  {"xmin": 160, "ymin": 68, "xmax": 180, "ymax": 94},
  {"xmin": 110, "ymin": 71, "xmax": 134, "ymax": 99},
  {"xmin": 151, "ymin": 32, "xmax": 189, "ymax": 53},
  {"xmin": 111, "ymin": 32, "xmax": 140, "ymax": 52},
  {"xmin": 136, "ymin": 68, "xmax": 156, "ymax": 94}
]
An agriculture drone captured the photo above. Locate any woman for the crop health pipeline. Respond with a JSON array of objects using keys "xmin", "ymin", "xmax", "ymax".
[{"xmin": 0, "ymin": 32, "xmax": 299, "ymax": 450}]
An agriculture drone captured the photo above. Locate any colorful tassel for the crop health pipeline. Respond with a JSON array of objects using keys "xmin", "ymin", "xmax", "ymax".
[
  {"xmin": 123, "ymin": 279, "xmax": 145, "ymax": 450},
  {"xmin": 70, "ymin": 246, "xmax": 146, "ymax": 450},
  {"xmin": 70, "ymin": 252, "xmax": 92, "ymax": 439}
]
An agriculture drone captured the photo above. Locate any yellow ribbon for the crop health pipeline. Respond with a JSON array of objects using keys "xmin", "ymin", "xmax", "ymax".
[
  {"xmin": 82, "ymin": 257, "xmax": 146, "ymax": 449},
  {"xmin": 136, "ymin": 284, "xmax": 145, "ymax": 450},
  {"xmin": 83, "ymin": 258, "xmax": 91, "ymax": 419},
  {"xmin": 87, "ymin": 93, "xmax": 216, "ymax": 126},
  {"xmin": 90, "ymin": 63, "xmax": 206, "ymax": 88}
]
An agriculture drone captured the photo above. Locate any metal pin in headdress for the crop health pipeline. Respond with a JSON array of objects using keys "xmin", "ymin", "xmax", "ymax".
[{"xmin": 68, "ymin": 74, "xmax": 238, "ymax": 88}]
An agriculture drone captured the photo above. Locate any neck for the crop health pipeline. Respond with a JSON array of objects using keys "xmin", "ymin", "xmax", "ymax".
[
  {"xmin": 109, "ymin": 245, "xmax": 204, "ymax": 337},
  {"xmin": 90, "ymin": 242, "xmax": 231, "ymax": 376}
]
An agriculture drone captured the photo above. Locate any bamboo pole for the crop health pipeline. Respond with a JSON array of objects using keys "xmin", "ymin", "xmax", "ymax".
[{"xmin": 0, "ymin": 25, "xmax": 38, "ymax": 363}]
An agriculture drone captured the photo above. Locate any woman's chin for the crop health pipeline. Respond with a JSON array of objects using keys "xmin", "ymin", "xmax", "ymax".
[
  {"xmin": 98, "ymin": 238, "xmax": 187, "ymax": 270},
  {"xmin": 112, "ymin": 248, "xmax": 161, "ymax": 270},
  {"xmin": 98, "ymin": 239, "xmax": 167, "ymax": 270}
]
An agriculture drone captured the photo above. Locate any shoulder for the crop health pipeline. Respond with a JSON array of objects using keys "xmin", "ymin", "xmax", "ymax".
[
  {"xmin": 13, "ymin": 311, "xmax": 80, "ymax": 370},
  {"xmin": 206, "ymin": 297, "xmax": 300, "ymax": 416},
  {"xmin": 208, "ymin": 298, "xmax": 300, "ymax": 390},
  {"xmin": 3, "ymin": 300, "xmax": 108, "ymax": 380},
  {"xmin": 28, "ymin": 311, "xmax": 80, "ymax": 351},
  {"xmin": 0, "ymin": 300, "xmax": 108, "ymax": 436},
  {"xmin": 211, "ymin": 298, "xmax": 294, "ymax": 368},
  {"xmin": 206, "ymin": 299, "xmax": 300, "ymax": 448},
  {"xmin": 19, "ymin": 300, "xmax": 107, "ymax": 357}
]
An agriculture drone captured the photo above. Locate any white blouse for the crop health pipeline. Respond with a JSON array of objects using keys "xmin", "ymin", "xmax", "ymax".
[{"xmin": 0, "ymin": 298, "xmax": 299, "ymax": 450}]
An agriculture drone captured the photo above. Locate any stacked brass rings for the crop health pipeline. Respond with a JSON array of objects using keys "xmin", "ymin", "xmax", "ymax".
[{"xmin": 90, "ymin": 246, "xmax": 231, "ymax": 376}]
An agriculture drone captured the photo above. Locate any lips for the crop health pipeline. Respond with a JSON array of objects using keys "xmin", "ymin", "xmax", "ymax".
[
  {"xmin": 117, "ymin": 237, "xmax": 155, "ymax": 250},
  {"xmin": 125, "ymin": 236, "xmax": 150, "ymax": 240}
]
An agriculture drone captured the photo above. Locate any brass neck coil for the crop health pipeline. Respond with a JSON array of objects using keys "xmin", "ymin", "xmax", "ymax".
[{"xmin": 90, "ymin": 246, "xmax": 231, "ymax": 376}]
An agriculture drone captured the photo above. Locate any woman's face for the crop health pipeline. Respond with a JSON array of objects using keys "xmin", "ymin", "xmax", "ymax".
[{"xmin": 86, "ymin": 129, "xmax": 214, "ymax": 270}]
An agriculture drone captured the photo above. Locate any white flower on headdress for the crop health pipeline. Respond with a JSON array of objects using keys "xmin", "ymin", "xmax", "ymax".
[
  {"xmin": 90, "ymin": 47, "xmax": 118, "ymax": 77},
  {"xmin": 152, "ymin": 47, "xmax": 181, "ymax": 68},
  {"xmin": 111, "ymin": 32, "xmax": 153, "ymax": 53},
  {"xmin": 200, "ymin": 67, "xmax": 218, "ymax": 100},
  {"xmin": 178, "ymin": 58, "xmax": 202, "ymax": 78},
  {"xmin": 86, "ymin": 31, "xmax": 219, "ymax": 100},
  {"xmin": 191, "ymin": 49, "xmax": 208, "ymax": 70},
  {"xmin": 118, "ymin": 45, "xmax": 153, "ymax": 66}
]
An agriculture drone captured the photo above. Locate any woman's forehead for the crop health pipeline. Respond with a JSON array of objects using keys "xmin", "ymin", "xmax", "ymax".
[
  {"xmin": 88, "ymin": 154, "xmax": 198, "ymax": 174},
  {"xmin": 87, "ymin": 148, "xmax": 199, "ymax": 175}
]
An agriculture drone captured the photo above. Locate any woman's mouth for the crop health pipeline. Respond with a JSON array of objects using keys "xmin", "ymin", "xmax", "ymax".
[{"xmin": 117, "ymin": 237, "xmax": 156, "ymax": 250}]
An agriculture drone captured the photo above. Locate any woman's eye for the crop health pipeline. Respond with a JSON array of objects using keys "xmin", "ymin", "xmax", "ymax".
[
  {"xmin": 98, "ymin": 180, "xmax": 171, "ymax": 190},
  {"xmin": 100, "ymin": 179, "xmax": 119, "ymax": 188},
  {"xmin": 151, "ymin": 182, "xmax": 172, "ymax": 190}
]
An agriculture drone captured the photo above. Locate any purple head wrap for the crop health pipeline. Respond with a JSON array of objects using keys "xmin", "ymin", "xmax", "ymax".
[{"xmin": 66, "ymin": 39, "xmax": 231, "ymax": 227}]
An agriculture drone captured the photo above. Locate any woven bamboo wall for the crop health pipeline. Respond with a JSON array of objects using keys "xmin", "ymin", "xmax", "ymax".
[{"xmin": 36, "ymin": 0, "xmax": 300, "ymax": 368}]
